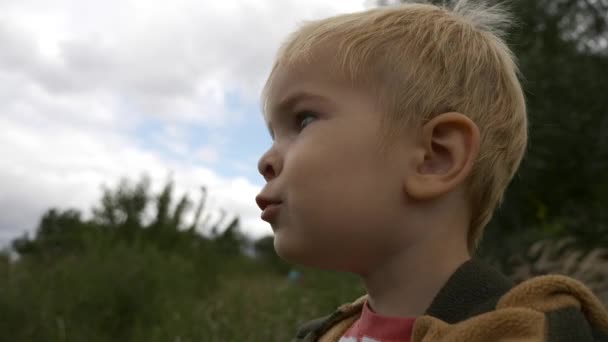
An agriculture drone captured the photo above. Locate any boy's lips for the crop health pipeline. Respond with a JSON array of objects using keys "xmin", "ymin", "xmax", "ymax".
[
  {"xmin": 260, "ymin": 203, "xmax": 281, "ymax": 223},
  {"xmin": 255, "ymin": 193, "xmax": 283, "ymax": 223}
]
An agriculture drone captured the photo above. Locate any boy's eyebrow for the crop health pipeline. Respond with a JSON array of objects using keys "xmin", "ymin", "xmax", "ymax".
[{"xmin": 266, "ymin": 91, "xmax": 328, "ymax": 139}]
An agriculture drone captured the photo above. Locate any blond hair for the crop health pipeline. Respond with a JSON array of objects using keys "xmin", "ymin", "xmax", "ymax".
[{"xmin": 262, "ymin": 0, "xmax": 528, "ymax": 253}]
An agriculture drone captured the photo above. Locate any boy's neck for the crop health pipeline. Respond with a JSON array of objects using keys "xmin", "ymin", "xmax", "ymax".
[{"xmin": 362, "ymin": 232, "xmax": 470, "ymax": 318}]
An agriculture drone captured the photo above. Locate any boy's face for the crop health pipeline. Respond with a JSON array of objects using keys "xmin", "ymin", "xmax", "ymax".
[{"xmin": 257, "ymin": 62, "xmax": 416, "ymax": 273}]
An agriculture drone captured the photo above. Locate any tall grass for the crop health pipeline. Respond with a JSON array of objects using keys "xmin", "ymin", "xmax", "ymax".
[{"xmin": 0, "ymin": 235, "xmax": 364, "ymax": 341}]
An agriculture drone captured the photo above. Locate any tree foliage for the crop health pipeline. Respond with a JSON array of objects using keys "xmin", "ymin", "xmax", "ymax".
[{"xmin": 11, "ymin": 175, "xmax": 246, "ymax": 261}]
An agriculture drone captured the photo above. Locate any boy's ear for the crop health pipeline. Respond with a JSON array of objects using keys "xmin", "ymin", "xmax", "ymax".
[{"xmin": 404, "ymin": 112, "xmax": 480, "ymax": 200}]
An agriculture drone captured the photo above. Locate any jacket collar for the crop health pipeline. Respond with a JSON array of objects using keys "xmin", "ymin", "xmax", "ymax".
[
  {"xmin": 299, "ymin": 258, "xmax": 514, "ymax": 341},
  {"xmin": 424, "ymin": 258, "xmax": 514, "ymax": 323}
]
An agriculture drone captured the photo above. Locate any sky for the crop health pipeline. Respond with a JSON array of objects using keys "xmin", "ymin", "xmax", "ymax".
[{"xmin": 0, "ymin": 0, "xmax": 372, "ymax": 248}]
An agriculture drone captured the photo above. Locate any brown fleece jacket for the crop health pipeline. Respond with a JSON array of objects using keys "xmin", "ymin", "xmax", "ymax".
[{"xmin": 294, "ymin": 259, "xmax": 608, "ymax": 342}]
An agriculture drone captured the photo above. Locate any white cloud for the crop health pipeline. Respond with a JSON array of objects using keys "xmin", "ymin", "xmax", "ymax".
[
  {"xmin": 0, "ymin": 0, "xmax": 367, "ymax": 248},
  {"xmin": 0, "ymin": 117, "xmax": 271, "ymax": 246},
  {"xmin": 197, "ymin": 145, "xmax": 220, "ymax": 164},
  {"xmin": 0, "ymin": 0, "xmax": 366, "ymax": 123}
]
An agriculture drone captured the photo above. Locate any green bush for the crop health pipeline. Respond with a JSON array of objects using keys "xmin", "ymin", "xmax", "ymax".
[{"xmin": 0, "ymin": 240, "xmax": 363, "ymax": 341}]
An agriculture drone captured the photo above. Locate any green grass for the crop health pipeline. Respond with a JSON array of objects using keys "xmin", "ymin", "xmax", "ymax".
[{"xmin": 0, "ymin": 241, "xmax": 364, "ymax": 342}]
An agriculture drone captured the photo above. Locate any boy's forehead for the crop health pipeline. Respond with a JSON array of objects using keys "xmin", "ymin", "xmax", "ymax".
[
  {"xmin": 264, "ymin": 62, "xmax": 332, "ymax": 115},
  {"xmin": 267, "ymin": 42, "xmax": 350, "ymax": 90}
]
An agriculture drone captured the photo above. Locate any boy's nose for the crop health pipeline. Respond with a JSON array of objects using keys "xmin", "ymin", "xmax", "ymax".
[{"xmin": 257, "ymin": 149, "xmax": 281, "ymax": 182}]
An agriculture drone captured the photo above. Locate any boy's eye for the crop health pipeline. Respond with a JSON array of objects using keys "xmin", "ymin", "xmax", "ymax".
[{"xmin": 295, "ymin": 111, "xmax": 318, "ymax": 131}]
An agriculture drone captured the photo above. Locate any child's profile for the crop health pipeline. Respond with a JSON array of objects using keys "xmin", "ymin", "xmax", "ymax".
[{"xmin": 254, "ymin": 1, "xmax": 608, "ymax": 341}]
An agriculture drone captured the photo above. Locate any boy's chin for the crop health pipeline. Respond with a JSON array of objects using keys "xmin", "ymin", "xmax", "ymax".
[
  {"xmin": 273, "ymin": 232, "xmax": 314, "ymax": 265},
  {"xmin": 274, "ymin": 232, "xmax": 357, "ymax": 272}
]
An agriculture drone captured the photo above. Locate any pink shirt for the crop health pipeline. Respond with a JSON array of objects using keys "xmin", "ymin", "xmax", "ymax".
[{"xmin": 339, "ymin": 300, "xmax": 416, "ymax": 342}]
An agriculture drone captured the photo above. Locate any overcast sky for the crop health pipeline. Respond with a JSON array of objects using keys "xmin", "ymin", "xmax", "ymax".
[{"xmin": 0, "ymin": 0, "xmax": 371, "ymax": 248}]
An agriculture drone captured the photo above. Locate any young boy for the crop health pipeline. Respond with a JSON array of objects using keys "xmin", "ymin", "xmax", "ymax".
[{"xmin": 255, "ymin": 1, "xmax": 608, "ymax": 341}]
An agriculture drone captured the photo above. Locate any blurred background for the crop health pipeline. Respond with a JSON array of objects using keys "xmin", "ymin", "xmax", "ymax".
[{"xmin": 0, "ymin": 0, "xmax": 606, "ymax": 340}]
